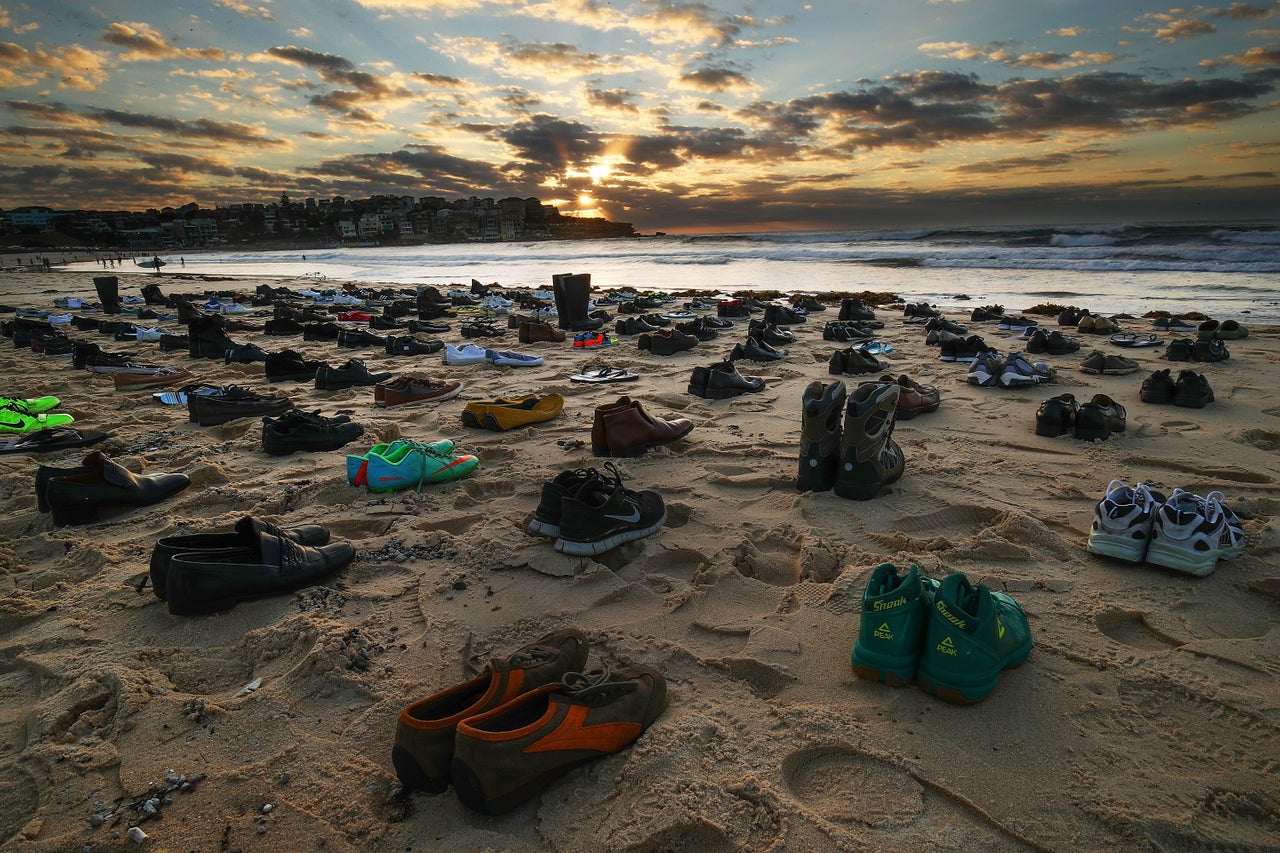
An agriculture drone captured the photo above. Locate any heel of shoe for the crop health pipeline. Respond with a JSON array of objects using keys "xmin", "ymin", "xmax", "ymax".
[
  {"xmin": 833, "ymin": 459, "xmax": 884, "ymax": 500},
  {"xmin": 796, "ymin": 441, "xmax": 837, "ymax": 492},
  {"xmin": 391, "ymin": 745, "xmax": 450, "ymax": 795}
]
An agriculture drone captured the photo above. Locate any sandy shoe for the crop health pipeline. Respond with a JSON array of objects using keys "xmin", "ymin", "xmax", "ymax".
[{"xmin": 851, "ymin": 564, "xmax": 940, "ymax": 686}]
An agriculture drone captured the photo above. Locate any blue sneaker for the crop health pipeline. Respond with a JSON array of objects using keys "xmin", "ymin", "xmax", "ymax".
[
  {"xmin": 361, "ymin": 441, "xmax": 478, "ymax": 492},
  {"xmin": 346, "ymin": 440, "xmax": 453, "ymax": 488}
]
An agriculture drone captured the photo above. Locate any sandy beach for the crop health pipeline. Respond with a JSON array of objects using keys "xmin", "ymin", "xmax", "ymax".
[{"xmin": 1, "ymin": 268, "xmax": 1277, "ymax": 853}]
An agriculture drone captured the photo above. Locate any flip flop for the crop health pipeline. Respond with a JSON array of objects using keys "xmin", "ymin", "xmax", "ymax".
[
  {"xmin": 1110, "ymin": 333, "xmax": 1162, "ymax": 348},
  {"xmin": 569, "ymin": 367, "xmax": 640, "ymax": 383},
  {"xmin": 0, "ymin": 427, "xmax": 109, "ymax": 454}
]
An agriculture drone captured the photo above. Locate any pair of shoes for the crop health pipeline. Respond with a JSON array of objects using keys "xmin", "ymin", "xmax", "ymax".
[
  {"xmin": 374, "ymin": 376, "xmax": 463, "ymax": 407},
  {"xmin": 528, "ymin": 463, "xmax": 667, "ymax": 555},
  {"xmin": 1079, "ymin": 350, "xmax": 1140, "ymax": 375},
  {"xmin": 687, "ymin": 360, "xmax": 765, "ymax": 398},
  {"xmin": 675, "ymin": 317, "xmax": 722, "ymax": 341},
  {"xmin": 1197, "ymin": 319, "xmax": 1248, "ymax": 340},
  {"xmin": 36, "ymin": 451, "xmax": 190, "ymax": 527},
  {"xmin": 938, "ymin": 335, "xmax": 989, "ymax": 362},
  {"xmin": 316, "ymin": 359, "xmax": 393, "ymax": 390},
  {"xmin": 797, "ymin": 379, "xmax": 904, "ymax": 500},
  {"xmin": 851, "ymin": 564, "xmax": 1032, "ymax": 703},
  {"xmin": 188, "ymin": 386, "xmax": 292, "ymax": 426},
  {"xmin": 462, "ymin": 320, "xmax": 505, "ymax": 339},
  {"xmin": 1025, "ymin": 328, "xmax": 1080, "ymax": 354},
  {"xmin": 1088, "ymin": 481, "xmax": 1245, "ymax": 576},
  {"xmin": 996, "ymin": 316, "xmax": 1038, "ymax": 331},
  {"xmin": 637, "ymin": 329, "xmax": 698, "ymax": 355},
  {"xmin": 0, "ymin": 399, "xmax": 75, "ymax": 432},
  {"xmin": 224, "ymin": 343, "xmax": 270, "ymax": 364},
  {"xmin": 839, "ymin": 298, "xmax": 876, "ymax": 321},
  {"xmin": 823, "ymin": 321, "xmax": 873, "ymax": 342},
  {"xmin": 729, "ymin": 332, "xmax": 785, "ymax": 362},
  {"xmin": 874, "ymin": 374, "xmax": 940, "ymax": 418},
  {"xmin": 968, "ymin": 351, "xmax": 1051, "ymax": 387},
  {"xmin": 1109, "ymin": 332, "xmax": 1161, "ymax": 348},
  {"xmin": 615, "ymin": 316, "xmax": 659, "ymax": 335},
  {"xmin": 346, "ymin": 440, "xmax": 479, "ymax": 491},
  {"xmin": 385, "ymin": 336, "xmax": 444, "ymax": 356},
  {"xmin": 1079, "ymin": 315, "xmax": 1121, "ymax": 334},
  {"xmin": 570, "ymin": 365, "xmax": 640, "ymax": 383},
  {"xmin": 903, "ymin": 302, "xmax": 939, "ymax": 318},
  {"xmin": 763, "ymin": 304, "xmax": 806, "ymax": 326},
  {"xmin": 262, "ymin": 409, "xmax": 364, "ymax": 455},
  {"xmin": 1190, "ymin": 338, "xmax": 1230, "ymax": 362},
  {"xmin": 970, "ymin": 304, "xmax": 1005, "ymax": 321},
  {"xmin": 571, "ymin": 332, "xmax": 616, "ymax": 348},
  {"xmin": 1035, "ymin": 393, "xmax": 1126, "ymax": 440},
  {"xmin": 923, "ymin": 316, "xmax": 967, "ymax": 335},
  {"xmin": 1141, "ymin": 368, "xmax": 1215, "ymax": 407},
  {"xmin": 829, "ymin": 346, "xmax": 886, "ymax": 375},
  {"xmin": 461, "ymin": 394, "xmax": 563, "ymax": 430},
  {"xmin": 152, "ymin": 517, "xmax": 354, "ymax": 614},
  {"xmin": 1153, "ymin": 316, "xmax": 1197, "ymax": 331},
  {"xmin": 591, "ymin": 396, "xmax": 693, "ymax": 457},
  {"xmin": 392, "ymin": 628, "xmax": 666, "ymax": 815}
]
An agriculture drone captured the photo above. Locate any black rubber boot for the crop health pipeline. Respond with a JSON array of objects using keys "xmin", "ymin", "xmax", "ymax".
[
  {"xmin": 563, "ymin": 273, "xmax": 602, "ymax": 331},
  {"xmin": 797, "ymin": 380, "xmax": 847, "ymax": 492},
  {"xmin": 94, "ymin": 276, "xmax": 121, "ymax": 315}
]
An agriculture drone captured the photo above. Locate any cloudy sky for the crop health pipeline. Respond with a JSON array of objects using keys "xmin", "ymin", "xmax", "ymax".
[{"xmin": 0, "ymin": 0, "xmax": 1277, "ymax": 231}]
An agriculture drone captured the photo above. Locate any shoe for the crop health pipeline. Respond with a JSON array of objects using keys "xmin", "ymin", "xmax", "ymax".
[
  {"xmin": 188, "ymin": 386, "xmax": 293, "ymax": 426},
  {"xmin": 360, "ymin": 441, "xmax": 479, "ymax": 491},
  {"xmin": 1087, "ymin": 480, "xmax": 1166, "ymax": 563},
  {"xmin": 1146, "ymin": 489, "xmax": 1234, "ymax": 576},
  {"xmin": 443, "ymin": 343, "xmax": 489, "ymax": 365},
  {"xmin": 675, "ymin": 318, "xmax": 721, "ymax": 342},
  {"xmin": 833, "ymin": 381, "xmax": 903, "ymax": 501},
  {"xmin": 850, "ymin": 564, "xmax": 940, "ymax": 686},
  {"xmin": 1153, "ymin": 317, "xmax": 1196, "ymax": 331},
  {"xmin": 408, "ymin": 319, "xmax": 451, "ymax": 335},
  {"xmin": 1034, "ymin": 393, "xmax": 1078, "ymax": 437},
  {"xmin": 485, "ymin": 348, "xmax": 546, "ymax": 366},
  {"xmin": 615, "ymin": 317, "xmax": 658, "ymax": 335},
  {"xmin": 519, "ymin": 321, "xmax": 566, "ymax": 343},
  {"xmin": 687, "ymin": 361, "xmax": 765, "ymax": 399},
  {"xmin": 1190, "ymin": 338, "xmax": 1229, "ymax": 362},
  {"xmin": 939, "ymin": 335, "xmax": 988, "ymax": 362},
  {"xmin": 302, "ymin": 322, "xmax": 341, "ymax": 341},
  {"xmin": 1074, "ymin": 394, "xmax": 1125, "ymax": 441},
  {"xmin": 746, "ymin": 320, "xmax": 793, "ymax": 345},
  {"xmin": 385, "ymin": 336, "xmax": 444, "ymax": 356},
  {"xmin": 879, "ymin": 374, "xmax": 939, "ymax": 418},
  {"xmin": 265, "ymin": 350, "xmax": 324, "ymax": 382},
  {"xmin": 462, "ymin": 320, "xmax": 505, "ymax": 339},
  {"xmin": 1078, "ymin": 351, "xmax": 1139, "ymax": 375},
  {"xmin": 148, "ymin": 516, "xmax": 332, "ymax": 598},
  {"xmin": 763, "ymin": 304, "xmax": 806, "ymax": 326},
  {"xmin": 1211, "ymin": 319, "xmax": 1248, "ymax": 340},
  {"xmin": 315, "ymin": 359, "xmax": 393, "ymax": 390},
  {"xmin": 1026, "ymin": 329, "xmax": 1080, "ymax": 355},
  {"xmin": 224, "ymin": 343, "xmax": 270, "ymax": 364},
  {"xmin": 1089, "ymin": 316, "xmax": 1121, "ymax": 334},
  {"xmin": 824, "ymin": 321, "xmax": 872, "ymax": 342},
  {"xmin": 637, "ymin": 329, "xmax": 698, "ymax": 355},
  {"xmin": 337, "ymin": 328, "xmax": 386, "ymax": 348},
  {"xmin": 916, "ymin": 572, "xmax": 1032, "ymax": 704},
  {"xmin": 970, "ymin": 305, "xmax": 1005, "ymax": 322},
  {"xmin": 839, "ymin": 298, "xmax": 876, "ymax": 322},
  {"xmin": 0, "ymin": 395, "xmax": 61, "ymax": 415},
  {"xmin": 966, "ymin": 351, "xmax": 1002, "ymax": 387},
  {"xmin": 591, "ymin": 396, "xmax": 694, "ymax": 457},
  {"xmin": 1057, "ymin": 307, "xmax": 1081, "ymax": 326},
  {"xmin": 38, "ymin": 451, "xmax": 190, "ymax": 527},
  {"xmin": 375, "ymin": 376, "xmax": 463, "ymax": 407},
  {"xmin": 262, "ymin": 409, "xmax": 365, "ymax": 455},
  {"xmin": 452, "ymin": 665, "xmax": 666, "ymax": 815},
  {"xmin": 1139, "ymin": 368, "xmax": 1177, "ymax": 404},
  {"xmin": 830, "ymin": 347, "xmax": 886, "ymax": 376},
  {"xmin": 923, "ymin": 317, "xmax": 967, "ymax": 335},
  {"xmin": 392, "ymin": 629, "xmax": 590, "ymax": 793},
  {"xmin": 1162, "ymin": 338, "xmax": 1194, "ymax": 361},
  {"xmin": 462, "ymin": 393, "xmax": 563, "ymax": 430},
  {"xmin": 903, "ymin": 302, "xmax": 940, "ymax": 318},
  {"xmin": 797, "ymin": 380, "xmax": 846, "ymax": 492},
  {"xmin": 554, "ymin": 466, "xmax": 667, "ymax": 556},
  {"xmin": 1001, "ymin": 351, "xmax": 1049, "ymax": 387},
  {"xmin": 264, "ymin": 317, "xmax": 305, "ymax": 336},
  {"xmin": 1171, "ymin": 370, "xmax": 1214, "ymax": 408},
  {"xmin": 111, "ymin": 366, "xmax": 196, "ymax": 390},
  {"xmin": 528, "ymin": 466, "xmax": 610, "ymax": 538},
  {"xmin": 164, "ymin": 525, "xmax": 356, "ymax": 615}
]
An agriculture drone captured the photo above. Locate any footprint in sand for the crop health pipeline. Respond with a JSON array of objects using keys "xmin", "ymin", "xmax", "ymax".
[
  {"xmin": 1229, "ymin": 428, "xmax": 1280, "ymax": 452},
  {"xmin": 1095, "ymin": 608, "xmax": 1183, "ymax": 651},
  {"xmin": 781, "ymin": 746, "xmax": 925, "ymax": 827}
]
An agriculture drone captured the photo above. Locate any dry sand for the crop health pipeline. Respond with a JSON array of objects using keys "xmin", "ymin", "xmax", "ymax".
[{"xmin": 1, "ymin": 270, "xmax": 1278, "ymax": 853}]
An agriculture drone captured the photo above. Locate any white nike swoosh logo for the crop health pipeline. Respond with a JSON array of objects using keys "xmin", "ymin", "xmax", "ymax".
[{"xmin": 603, "ymin": 507, "xmax": 642, "ymax": 523}]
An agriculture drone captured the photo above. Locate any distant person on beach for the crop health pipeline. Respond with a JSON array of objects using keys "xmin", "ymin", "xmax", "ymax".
[
  {"xmin": 180, "ymin": 257, "xmax": 185, "ymax": 267},
  {"xmin": 152, "ymin": 256, "xmax": 162, "ymax": 275}
]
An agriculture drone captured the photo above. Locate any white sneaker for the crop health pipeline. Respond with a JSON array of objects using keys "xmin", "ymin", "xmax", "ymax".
[
  {"xmin": 1205, "ymin": 491, "xmax": 1246, "ymax": 559},
  {"xmin": 967, "ymin": 351, "xmax": 1001, "ymax": 386},
  {"xmin": 136, "ymin": 326, "xmax": 163, "ymax": 342},
  {"xmin": 1146, "ymin": 488, "xmax": 1226, "ymax": 576},
  {"xmin": 1087, "ymin": 480, "xmax": 1165, "ymax": 563},
  {"xmin": 443, "ymin": 343, "xmax": 488, "ymax": 365}
]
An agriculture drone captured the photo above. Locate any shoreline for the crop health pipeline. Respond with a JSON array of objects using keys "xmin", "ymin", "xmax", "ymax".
[{"xmin": 1, "ymin": 270, "xmax": 1277, "ymax": 852}]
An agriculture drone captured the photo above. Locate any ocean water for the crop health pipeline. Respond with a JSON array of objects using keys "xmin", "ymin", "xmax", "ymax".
[{"xmin": 68, "ymin": 222, "xmax": 1280, "ymax": 322}]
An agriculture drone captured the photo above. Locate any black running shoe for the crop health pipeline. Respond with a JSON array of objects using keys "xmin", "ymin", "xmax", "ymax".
[
  {"xmin": 262, "ymin": 410, "xmax": 365, "ymax": 455},
  {"xmin": 1171, "ymin": 370, "xmax": 1214, "ymax": 408},
  {"xmin": 553, "ymin": 466, "xmax": 666, "ymax": 556},
  {"xmin": 1140, "ymin": 369, "xmax": 1177, "ymax": 404},
  {"xmin": 315, "ymin": 359, "xmax": 392, "ymax": 390}
]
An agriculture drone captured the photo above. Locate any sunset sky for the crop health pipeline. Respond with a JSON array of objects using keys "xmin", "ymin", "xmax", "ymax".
[{"xmin": 0, "ymin": 0, "xmax": 1277, "ymax": 231}]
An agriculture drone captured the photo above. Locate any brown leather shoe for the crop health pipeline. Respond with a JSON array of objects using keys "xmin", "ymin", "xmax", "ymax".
[
  {"xmin": 519, "ymin": 321, "xmax": 566, "ymax": 343},
  {"xmin": 111, "ymin": 366, "xmax": 196, "ymax": 390},
  {"xmin": 592, "ymin": 396, "xmax": 694, "ymax": 457},
  {"xmin": 377, "ymin": 376, "xmax": 463, "ymax": 407},
  {"xmin": 876, "ymin": 374, "xmax": 940, "ymax": 418}
]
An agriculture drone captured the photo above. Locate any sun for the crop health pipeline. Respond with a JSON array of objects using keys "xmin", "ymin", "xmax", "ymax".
[
  {"xmin": 578, "ymin": 193, "xmax": 595, "ymax": 206},
  {"xmin": 587, "ymin": 164, "xmax": 611, "ymax": 183}
]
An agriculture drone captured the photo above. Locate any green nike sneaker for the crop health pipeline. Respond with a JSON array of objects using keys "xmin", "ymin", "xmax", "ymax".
[
  {"xmin": 916, "ymin": 572, "xmax": 1032, "ymax": 704},
  {"xmin": 850, "ymin": 564, "xmax": 939, "ymax": 687},
  {"xmin": 0, "ymin": 395, "xmax": 61, "ymax": 414}
]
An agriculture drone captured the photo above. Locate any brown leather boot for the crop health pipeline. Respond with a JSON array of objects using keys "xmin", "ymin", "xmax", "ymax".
[{"xmin": 592, "ymin": 396, "xmax": 694, "ymax": 457}]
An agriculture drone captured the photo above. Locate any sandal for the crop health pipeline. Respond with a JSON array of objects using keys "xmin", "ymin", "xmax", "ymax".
[
  {"xmin": 569, "ymin": 366, "xmax": 640, "ymax": 383},
  {"xmin": 0, "ymin": 427, "xmax": 109, "ymax": 454},
  {"xmin": 1110, "ymin": 332, "xmax": 1162, "ymax": 348}
]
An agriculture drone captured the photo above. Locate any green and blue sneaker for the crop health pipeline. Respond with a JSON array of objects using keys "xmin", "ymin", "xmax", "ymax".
[
  {"xmin": 851, "ymin": 564, "xmax": 938, "ymax": 687},
  {"xmin": 345, "ymin": 439, "xmax": 452, "ymax": 487},
  {"xmin": 362, "ymin": 441, "xmax": 478, "ymax": 492},
  {"xmin": 916, "ymin": 572, "xmax": 1032, "ymax": 704}
]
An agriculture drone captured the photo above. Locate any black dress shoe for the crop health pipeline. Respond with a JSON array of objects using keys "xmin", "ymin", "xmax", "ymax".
[
  {"xmin": 407, "ymin": 319, "xmax": 451, "ymax": 335},
  {"xmin": 337, "ymin": 328, "xmax": 387, "ymax": 348},
  {"xmin": 748, "ymin": 319, "xmax": 794, "ymax": 345},
  {"xmin": 39, "ymin": 452, "xmax": 190, "ymax": 527},
  {"xmin": 262, "ymin": 409, "xmax": 365, "ymax": 456},
  {"xmin": 687, "ymin": 361, "xmax": 766, "ymax": 398},
  {"xmin": 302, "ymin": 322, "xmax": 341, "ymax": 341},
  {"xmin": 264, "ymin": 349, "xmax": 324, "ymax": 382},
  {"xmin": 315, "ymin": 359, "xmax": 392, "ymax": 390},
  {"xmin": 164, "ymin": 527, "xmax": 357, "ymax": 615},
  {"xmin": 149, "ymin": 515, "xmax": 332, "ymax": 599},
  {"xmin": 385, "ymin": 336, "xmax": 444, "ymax": 356},
  {"xmin": 264, "ymin": 317, "xmax": 305, "ymax": 335},
  {"xmin": 730, "ymin": 334, "xmax": 786, "ymax": 362},
  {"xmin": 224, "ymin": 343, "xmax": 270, "ymax": 364},
  {"xmin": 187, "ymin": 386, "xmax": 293, "ymax": 426}
]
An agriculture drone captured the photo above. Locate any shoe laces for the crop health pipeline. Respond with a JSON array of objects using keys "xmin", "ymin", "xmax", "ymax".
[{"xmin": 559, "ymin": 667, "xmax": 632, "ymax": 705}]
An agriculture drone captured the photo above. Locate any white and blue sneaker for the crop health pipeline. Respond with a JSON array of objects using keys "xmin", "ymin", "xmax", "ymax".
[
  {"xmin": 1146, "ymin": 489, "xmax": 1229, "ymax": 576},
  {"xmin": 443, "ymin": 343, "xmax": 488, "ymax": 366},
  {"xmin": 967, "ymin": 351, "xmax": 1002, "ymax": 386},
  {"xmin": 1088, "ymin": 480, "xmax": 1166, "ymax": 563},
  {"xmin": 484, "ymin": 349, "xmax": 544, "ymax": 367}
]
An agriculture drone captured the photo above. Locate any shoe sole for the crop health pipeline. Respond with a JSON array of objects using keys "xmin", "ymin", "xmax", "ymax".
[
  {"xmin": 1086, "ymin": 532, "xmax": 1147, "ymax": 563},
  {"xmin": 1145, "ymin": 541, "xmax": 1218, "ymax": 576}
]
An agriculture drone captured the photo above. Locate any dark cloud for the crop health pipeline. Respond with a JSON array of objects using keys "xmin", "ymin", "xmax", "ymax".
[
  {"xmin": 1211, "ymin": 2, "xmax": 1279, "ymax": 18},
  {"xmin": 305, "ymin": 145, "xmax": 506, "ymax": 195},
  {"xmin": 495, "ymin": 114, "xmax": 607, "ymax": 170},
  {"xmin": 267, "ymin": 45, "xmax": 408, "ymax": 100},
  {"xmin": 679, "ymin": 66, "xmax": 752, "ymax": 92},
  {"xmin": 411, "ymin": 72, "xmax": 468, "ymax": 88},
  {"xmin": 585, "ymin": 86, "xmax": 639, "ymax": 112},
  {"xmin": 88, "ymin": 108, "xmax": 290, "ymax": 147}
]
